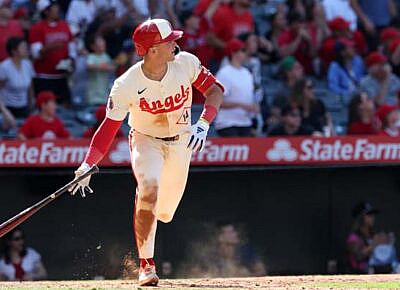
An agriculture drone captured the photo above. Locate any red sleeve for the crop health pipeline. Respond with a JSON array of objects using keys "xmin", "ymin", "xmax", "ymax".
[
  {"xmin": 84, "ymin": 117, "xmax": 123, "ymax": 165},
  {"xmin": 192, "ymin": 65, "xmax": 224, "ymax": 94},
  {"xmin": 19, "ymin": 116, "xmax": 34, "ymax": 138},
  {"xmin": 29, "ymin": 23, "xmax": 43, "ymax": 44}
]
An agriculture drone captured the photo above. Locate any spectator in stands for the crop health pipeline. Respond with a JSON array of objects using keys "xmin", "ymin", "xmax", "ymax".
[
  {"xmin": 29, "ymin": 0, "xmax": 75, "ymax": 106},
  {"xmin": 268, "ymin": 104, "xmax": 315, "ymax": 136},
  {"xmin": 0, "ymin": 37, "xmax": 34, "ymax": 118},
  {"xmin": 114, "ymin": 40, "xmax": 139, "ymax": 77},
  {"xmin": 211, "ymin": 222, "xmax": 266, "ymax": 277},
  {"xmin": 109, "ymin": 0, "xmax": 148, "ymax": 21},
  {"xmin": 388, "ymin": 38, "xmax": 400, "ymax": 76},
  {"xmin": 347, "ymin": 92, "xmax": 380, "ymax": 134},
  {"xmin": 206, "ymin": 0, "xmax": 254, "ymax": 70},
  {"xmin": 368, "ymin": 232, "xmax": 400, "ymax": 274},
  {"xmin": 83, "ymin": 105, "xmax": 124, "ymax": 138},
  {"xmin": 0, "ymin": 99, "xmax": 16, "ymax": 133},
  {"xmin": 13, "ymin": 6, "xmax": 31, "ymax": 37},
  {"xmin": 66, "ymin": 0, "xmax": 98, "ymax": 34},
  {"xmin": 0, "ymin": 227, "xmax": 47, "ymax": 281},
  {"xmin": 350, "ymin": 0, "xmax": 397, "ymax": 50},
  {"xmin": 84, "ymin": 5, "xmax": 133, "ymax": 59},
  {"xmin": 305, "ymin": 0, "xmax": 330, "ymax": 67},
  {"xmin": 322, "ymin": 0, "xmax": 358, "ymax": 31},
  {"xmin": 0, "ymin": 6, "xmax": 23, "ymax": 62},
  {"xmin": 86, "ymin": 35, "xmax": 114, "ymax": 105},
  {"xmin": 178, "ymin": 10, "xmax": 210, "ymax": 68},
  {"xmin": 379, "ymin": 27, "xmax": 400, "ymax": 56},
  {"xmin": 266, "ymin": 9, "xmax": 287, "ymax": 55},
  {"xmin": 274, "ymin": 56, "xmax": 305, "ymax": 109},
  {"xmin": 180, "ymin": 221, "xmax": 266, "ymax": 278},
  {"xmin": 327, "ymin": 38, "xmax": 365, "ymax": 105},
  {"xmin": 377, "ymin": 105, "xmax": 400, "ymax": 136},
  {"xmin": 346, "ymin": 202, "xmax": 383, "ymax": 274},
  {"xmin": 320, "ymin": 17, "xmax": 367, "ymax": 71},
  {"xmin": 360, "ymin": 52, "xmax": 400, "ymax": 106},
  {"xmin": 278, "ymin": 10, "xmax": 316, "ymax": 74},
  {"xmin": 214, "ymin": 39, "xmax": 258, "ymax": 137},
  {"xmin": 290, "ymin": 79, "xmax": 333, "ymax": 135},
  {"xmin": 18, "ymin": 90, "xmax": 70, "ymax": 140}
]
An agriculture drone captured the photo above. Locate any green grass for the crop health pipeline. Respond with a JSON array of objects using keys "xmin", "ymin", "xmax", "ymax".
[{"xmin": 310, "ymin": 281, "xmax": 400, "ymax": 289}]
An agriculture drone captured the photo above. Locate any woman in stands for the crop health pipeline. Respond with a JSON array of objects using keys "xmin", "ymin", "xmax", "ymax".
[
  {"xmin": 347, "ymin": 92, "xmax": 380, "ymax": 134},
  {"xmin": 0, "ymin": 227, "xmax": 47, "ymax": 281},
  {"xmin": 290, "ymin": 78, "xmax": 333, "ymax": 135}
]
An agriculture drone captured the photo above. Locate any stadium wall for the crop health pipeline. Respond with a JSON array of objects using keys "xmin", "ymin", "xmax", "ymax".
[{"xmin": 0, "ymin": 166, "xmax": 399, "ymax": 279}]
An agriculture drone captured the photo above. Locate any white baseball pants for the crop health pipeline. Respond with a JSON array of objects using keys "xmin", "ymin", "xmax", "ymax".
[{"xmin": 129, "ymin": 129, "xmax": 192, "ymax": 259}]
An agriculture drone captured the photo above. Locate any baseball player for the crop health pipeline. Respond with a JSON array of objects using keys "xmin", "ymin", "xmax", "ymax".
[{"xmin": 69, "ymin": 19, "xmax": 224, "ymax": 286}]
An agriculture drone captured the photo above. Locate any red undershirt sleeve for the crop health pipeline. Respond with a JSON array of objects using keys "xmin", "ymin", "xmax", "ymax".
[{"xmin": 84, "ymin": 117, "xmax": 123, "ymax": 166}]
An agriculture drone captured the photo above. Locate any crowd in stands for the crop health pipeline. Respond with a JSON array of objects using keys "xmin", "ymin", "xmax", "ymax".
[{"xmin": 1, "ymin": 0, "xmax": 400, "ymax": 139}]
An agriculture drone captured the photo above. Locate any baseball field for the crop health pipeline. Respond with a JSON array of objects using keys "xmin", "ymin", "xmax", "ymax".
[{"xmin": 0, "ymin": 274, "xmax": 400, "ymax": 289}]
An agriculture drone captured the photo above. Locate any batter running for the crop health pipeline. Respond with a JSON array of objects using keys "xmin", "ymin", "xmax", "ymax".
[{"xmin": 69, "ymin": 19, "xmax": 224, "ymax": 286}]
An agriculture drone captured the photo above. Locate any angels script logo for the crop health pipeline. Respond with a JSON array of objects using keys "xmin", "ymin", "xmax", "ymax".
[{"xmin": 139, "ymin": 85, "xmax": 190, "ymax": 114}]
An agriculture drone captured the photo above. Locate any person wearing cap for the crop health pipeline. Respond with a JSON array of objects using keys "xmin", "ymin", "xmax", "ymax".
[
  {"xmin": 320, "ymin": 17, "xmax": 367, "ymax": 71},
  {"xmin": 18, "ymin": 90, "xmax": 69, "ymax": 140},
  {"xmin": 70, "ymin": 18, "xmax": 224, "ymax": 286},
  {"xmin": 379, "ymin": 27, "xmax": 400, "ymax": 56},
  {"xmin": 327, "ymin": 37, "xmax": 365, "ymax": 104},
  {"xmin": 29, "ymin": 0, "xmax": 75, "ymax": 106},
  {"xmin": 273, "ymin": 56, "xmax": 305, "ymax": 108},
  {"xmin": 214, "ymin": 38, "xmax": 258, "ymax": 136},
  {"xmin": 321, "ymin": 0, "xmax": 357, "ymax": 31},
  {"xmin": 360, "ymin": 51, "xmax": 400, "ymax": 106},
  {"xmin": 82, "ymin": 105, "xmax": 123, "ymax": 138},
  {"xmin": 346, "ymin": 202, "xmax": 383, "ymax": 274},
  {"xmin": 376, "ymin": 104, "xmax": 400, "ymax": 136}
]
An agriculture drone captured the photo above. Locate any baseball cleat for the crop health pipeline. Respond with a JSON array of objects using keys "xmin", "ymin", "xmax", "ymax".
[{"xmin": 138, "ymin": 264, "xmax": 159, "ymax": 286}]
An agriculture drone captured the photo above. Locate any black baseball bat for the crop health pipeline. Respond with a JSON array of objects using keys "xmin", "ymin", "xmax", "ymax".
[{"xmin": 0, "ymin": 165, "xmax": 99, "ymax": 238}]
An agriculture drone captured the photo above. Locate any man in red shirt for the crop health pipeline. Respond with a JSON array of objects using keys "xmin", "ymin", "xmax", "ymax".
[
  {"xmin": 206, "ymin": 0, "xmax": 254, "ymax": 67},
  {"xmin": 0, "ymin": 7, "xmax": 24, "ymax": 61},
  {"xmin": 18, "ymin": 90, "xmax": 70, "ymax": 140},
  {"xmin": 29, "ymin": 0, "xmax": 75, "ymax": 106},
  {"xmin": 278, "ymin": 11, "xmax": 316, "ymax": 75}
]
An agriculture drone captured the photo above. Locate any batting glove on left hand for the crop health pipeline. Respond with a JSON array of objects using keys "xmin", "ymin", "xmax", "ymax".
[
  {"xmin": 187, "ymin": 119, "xmax": 209, "ymax": 152},
  {"xmin": 68, "ymin": 162, "xmax": 94, "ymax": 198}
]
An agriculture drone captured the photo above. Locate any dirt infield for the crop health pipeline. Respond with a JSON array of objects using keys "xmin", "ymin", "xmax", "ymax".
[{"xmin": 0, "ymin": 274, "xmax": 400, "ymax": 289}]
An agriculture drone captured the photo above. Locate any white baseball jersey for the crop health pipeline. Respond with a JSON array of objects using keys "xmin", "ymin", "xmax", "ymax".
[{"xmin": 106, "ymin": 52, "xmax": 205, "ymax": 138}]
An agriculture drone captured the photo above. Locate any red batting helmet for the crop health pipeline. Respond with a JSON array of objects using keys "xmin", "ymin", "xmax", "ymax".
[{"xmin": 132, "ymin": 19, "xmax": 183, "ymax": 56}]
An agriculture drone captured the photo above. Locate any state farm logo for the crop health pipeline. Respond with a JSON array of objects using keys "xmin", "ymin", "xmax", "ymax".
[
  {"xmin": 110, "ymin": 141, "xmax": 130, "ymax": 163},
  {"xmin": 266, "ymin": 139, "xmax": 298, "ymax": 161}
]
